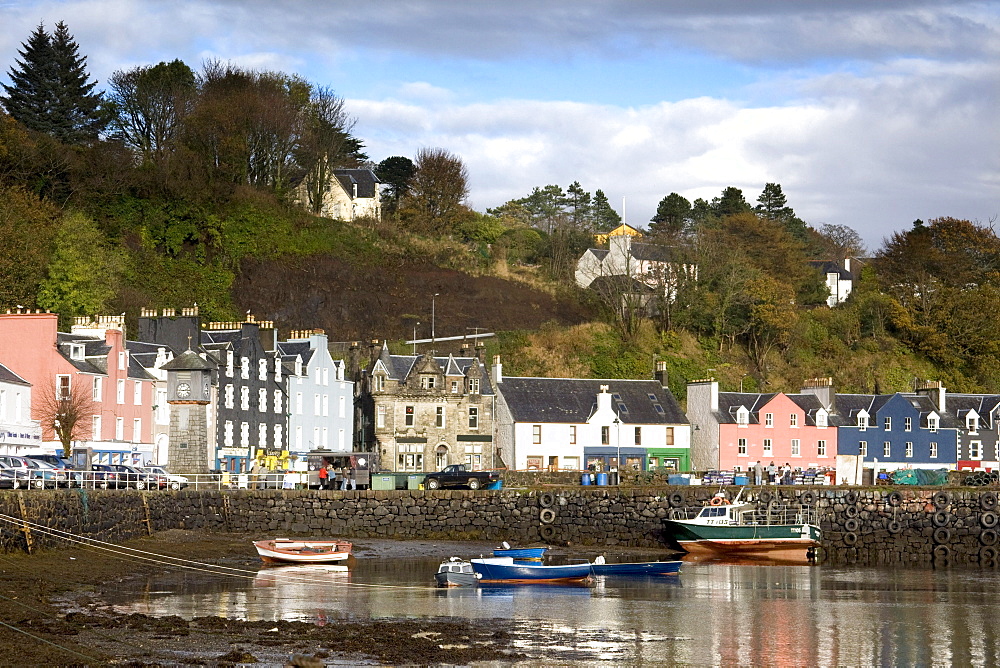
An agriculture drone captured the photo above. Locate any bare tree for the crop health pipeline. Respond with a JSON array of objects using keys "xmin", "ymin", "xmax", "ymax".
[
  {"xmin": 37, "ymin": 377, "xmax": 94, "ymax": 455},
  {"xmin": 403, "ymin": 147, "xmax": 469, "ymax": 233}
]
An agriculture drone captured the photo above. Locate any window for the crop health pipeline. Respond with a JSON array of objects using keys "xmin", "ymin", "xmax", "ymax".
[
  {"xmin": 274, "ymin": 424, "xmax": 283, "ymax": 448},
  {"xmin": 133, "ymin": 381, "xmax": 142, "ymax": 405},
  {"xmin": 859, "ymin": 441, "xmax": 867, "ymax": 457},
  {"xmin": 225, "ymin": 385, "xmax": 234, "ymax": 409},
  {"xmin": 241, "ymin": 357, "xmax": 249, "ymax": 379},
  {"xmin": 968, "ymin": 417, "xmax": 979, "ymax": 433},
  {"xmin": 274, "ymin": 389, "xmax": 282, "ymax": 414},
  {"xmin": 258, "ymin": 423, "xmax": 267, "ymax": 446},
  {"xmin": 535, "ymin": 425, "xmax": 544, "ymax": 444},
  {"xmin": 92, "ymin": 415, "xmax": 102, "ymax": 440},
  {"xmin": 738, "ymin": 438, "xmax": 747, "ymax": 455},
  {"xmin": 115, "ymin": 417, "xmax": 124, "ymax": 440},
  {"xmin": 817, "ymin": 412, "xmax": 827, "ymax": 428},
  {"xmin": 92, "ymin": 376, "xmax": 102, "ymax": 401},
  {"xmin": 405, "ymin": 406, "xmax": 414, "ymax": 426},
  {"xmin": 883, "ymin": 441, "xmax": 891, "ymax": 457},
  {"xmin": 665, "ymin": 427, "xmax": 674, "ymax": 446},
  {"xmin": 569, "ymin": 425, "xmax": 576, "ymax": 444},
  {"xmin": 118, "ymin": 351, "xmax": 126, "ymax": 370},
  {"xmin": 241, "ymin": 422, "xmax": 249, "ymax": 447},
  {"xmin": 469, "ymin": 406, "xmax": 478, "ymax": 429},
  {"xmin": 469, "ymin": 378, "xmax": 480, "ymax": 394},
  {"xmin": 132, "ymin": 418, "xmax": 141, "ymax": 443},
  {"xmin": 859, "ymin": 415, "xmax": 868, "ymax": 430},
  {"xmin": 905, "ymin": 441, "xmax": 913, "ymax": 458},
  {"xmin": 970, "ymin": 441, "xmax": 982, "ymax": 459},
  {"xmin": 791, "ymin": 439, "xmax": 800, "ymax": 456},
  {"xmin": 420, "ymin": 375, "xmax": 436, "ymax": 389},
  {"xmin": 634, "ymin": 427, "xmax": 642, "ymax": 445},
  {"xmin": 884, "ymin": 417, "xmax": 891, "ymax": 431},
  {"xmin": 765, "ymin": 413, "xmax": 773, "ymax": 427},
  {"xmin": 372, "ymin": 375, "xmax": 385, "ymax": 392},
  {"xmin": 322, "ymin": 367, "xmax": 328, "ymax": 386},
  {"xmin": 295, "ymin": 426, "xmax": 303, "ymax": 449},
  {"xmin": 226, "ymin": 351, "xmax": 234, "ymax": 377},
  {"xmin": 790, "ymin": 414, "xmax": 798, "ymax": 427},
  {"xmin": 258, "ymin": 388, "xmax": 267, "ymax": 412},
  {"xmin": 322, "ymin": 394, "xmax": 329, "ymax": 417},
  {"xmin": 339, "ymin": 395, "xmax": 346, "ymax": 418},
  {"xmin": 600, "ymin": 426, "xmax": 609, "ymax": 445},
  {"xmin": 930, "ymin": 441, "xmax": 938, "ymax": 458},
  {"xmin": 224, "ymin": 421, "xmax": 234, "ymax": 447},
  {"xmin": 818, "ymin": 440, "xmax": 827, "ymax": 456},
  {"xmin": 53, "ymin": 374, "xmax": 70, "ymax": 400},
  {"xmin": 763, "ymin": 438, "xmax": 772, "ymax": 455},
  {"xmin": 116, "ymin": 379, "xmax": 125, "ymax": 404},
  {"xmin": 258, "ymin": 359, "xmax": 267, "ymax": 380},
  {"xmin": 240, "ymin": 387, "xmax": 250, "ymax": 410},
  {"xmin": 435, "ymin": 406, "xmax": 445, "ymax": 428},
  {"xmin": 451, "ymin": 380, "xmax": 459, "ymax": 394},
  {"xmin": 904, "ymin": 417, "xmax": 912, "ymax": 431},
  {"xmin": 376, "ymin": 405, "xmax": 386, "ymax": 428},
  {"xmin": 929, "ymin": 417, "xmax": 938, "ymax": 432},
  {"xmin": 736, "ymin": 409, "xmax": 748, "ymax": 425},
  {"xmin": 313, "ymin": 394, "xmax": 320, "ymax": 416}
]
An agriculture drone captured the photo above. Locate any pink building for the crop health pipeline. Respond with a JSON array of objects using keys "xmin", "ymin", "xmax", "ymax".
[
  {"xmin": 0, "ymin": 310, "xmax": 156, "ymax": 463},
  {"xmin": 687, "ymin": 378, "xmax": 837, "ymax": 472}
]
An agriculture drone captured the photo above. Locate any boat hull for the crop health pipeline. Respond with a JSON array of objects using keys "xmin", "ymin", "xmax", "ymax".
[
  {"xmin": 472, "ymin": 557, "xmax": 591, "ymax": 583},
  {"xmin": 590, "ymin": 561, "xmax": 682, "ymax": 576},
  {"xmin": 492, "ymin": 547, "xmax": 547, "ymax": 560},
  {"xmin": 435, "ymin": 571, "xmax": 479, "ymax": 587},
  {"xmin": 663, "ymin": 521, "xmax": 820, "ymax": 555},
  {"xmin": 253, "ymin": 539, "xmax": 353, "ymax": 564}
]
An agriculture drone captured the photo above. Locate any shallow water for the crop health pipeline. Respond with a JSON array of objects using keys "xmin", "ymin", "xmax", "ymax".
[{"xmin": 106, "ymin": 554, "xmax": 1000, "ymax": 665}]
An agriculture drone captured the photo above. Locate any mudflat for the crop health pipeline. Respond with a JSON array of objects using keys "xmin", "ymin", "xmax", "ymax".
[{"xmin": 0, "ymin": 529, "xmax": 525, "ymax": 665}]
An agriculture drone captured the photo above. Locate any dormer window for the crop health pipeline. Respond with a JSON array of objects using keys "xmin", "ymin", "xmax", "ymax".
[
  {"xmin": 372, "ymin": 375, "xmax": 385, "ymax": 392},
  {"xmin": 858, "ymin": 415, "xmax": 868, "ymax": 430},
  {"xmin": 69, "ymin": 344, "xmax": 85, "ymax": 360},
  {"xmin": 929, "ymin": 416, "xmax": 938, "ymax": 433},
  {"xmin": 294, "ymin": 358, "xmax": 302, "ymax": 376},
  {"xmin": 420, "ymin": 375, "xmax": 436, "ymax": 390},
  {"xmin": 736, "ymin": 408, "xmax": 748, "ymax": 425},
  {"xmin": 469, "ymin": 378, "xmax": 480, "ymax": 394},
  {"xmin": 817, "ymin": 412, "xmax": 827, "ymax": 428},
  {"xmin": 968, "ymin": 417, "xmax": 979, "ymax": 433}
]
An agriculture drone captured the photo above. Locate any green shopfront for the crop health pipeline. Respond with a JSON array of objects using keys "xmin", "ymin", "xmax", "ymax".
[{"xmin": 646, "ymin": 448, "xmax": 691, "ymax": 473}]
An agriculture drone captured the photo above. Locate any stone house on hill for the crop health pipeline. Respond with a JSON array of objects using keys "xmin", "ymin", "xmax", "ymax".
[{"xmin": 298, "ymin": 168, "xmax": 382, "ymax": 221}]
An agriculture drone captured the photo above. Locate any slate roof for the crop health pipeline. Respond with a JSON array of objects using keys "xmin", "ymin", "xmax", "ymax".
[
  {"xmin": 333, "ymin": 169, "xmax": 380, "ymax": 199},
  {"xmin": 374, "ymin": 349, "xmax": 494, "ymax": 395},
  {"xmin": 629, "ymin": 242, "xmax": 681, "ymax": 263},
  {"xmin": 809, "ymin": 260, "xmax": 853, "ymax": 279},
  {"xmin": 945, "ymin": 394, "xmax": 1000, "ymax": 429},
  {"xmin": 161, "ymin": 349, "xmax": 217, "ymax": 371},
  {"xmin": 498, "ymin": 377, "xmax": 686, "ymax": 425},
  {"xmin": 835, "ymin": 393, "xmax": 959, "ymax": 428},
  {"xmin": 0, "ymin": 363, "xmax": 29, "ymax": 386},
  {"xmin": 276, "ymin": 341, "xmax": 315, "ymax": 366}
]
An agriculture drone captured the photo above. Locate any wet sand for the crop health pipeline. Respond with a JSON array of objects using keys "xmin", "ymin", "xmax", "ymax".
[{"xmin": 0, "ymin": 530, "xmax": 533, "ymax": 665}]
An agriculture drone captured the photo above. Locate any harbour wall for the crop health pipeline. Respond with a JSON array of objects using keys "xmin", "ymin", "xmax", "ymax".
[{"xmin": 0, "ymin": 487, "xmax": 995, "ymax": 567}]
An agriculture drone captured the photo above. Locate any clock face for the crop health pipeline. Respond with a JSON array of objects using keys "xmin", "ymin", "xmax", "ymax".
[{"xmin": 176, "ymin": 382, "xmax": 191, "ymax": 398}]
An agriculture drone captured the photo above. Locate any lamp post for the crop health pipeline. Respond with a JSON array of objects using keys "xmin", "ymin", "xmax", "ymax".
[
  {"xmin": 431, "ymin": 293, "xmax": 439, "ymax": 342},
  {"xmin": 413, "ymin": 322, "xmax": 419, "ymax": 354},
  {"xmin": 740, "ymin": 374, "xmax": 749, "ymax": 392},
  {"xmin": 613, "ymin": 416, "xmax": 621, "ymax": 475}
]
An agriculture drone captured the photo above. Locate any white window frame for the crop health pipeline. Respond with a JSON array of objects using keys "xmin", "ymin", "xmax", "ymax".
[
  {"xmin": 859, "ymin": 441, "xmax": 867, "ymax": 457},
  {"xmin": 738, "ymin": 438, "xmax": 747, "ymax": 455},
  {"xmin": 905, "ymin": 441, "xmax": 913, "ymax": 458},
  {"xmin": 132, "ymin": 418, "xmax": 142, "ymax": 443},
  {"xmin": 817, "ymin": 440, "xmax": 826, "ymax": 456},
  {"xmin": 791, "ymin": 438, "xmax": 800, "ymax": 456},
  {"xmin": 904, "ymin": 417, "xmax": 912, "ymax": 431},
  {"xmin": 116, "ymin": 379, "xmax": 125, "ymax": 404},
  {"xmin": 436, "ymin": 406, "xmax": 445, "ymax": 428},
  {"xmin": 789, "ymin": 413, "xmax": 798, "ymax": 427},
  {"xmin": 93, "ymin": 376, "xmax": 102, "ymax": 401},
  {"xmin": 133, "ymin": 380, "xmax": 142, "ymax": 406},
  {"xmin": 930, "ymin": 441, "xmax": 937, "ymax": 458},
  {"xmin": 884, "ymin": 417, "xmax": 891, "ymax": 431},
  {"xmin": 883, "ymin": 441, "xmax": 891, "ymax": 457},
  {"xmin": 115, "ymin": 417, "xmax": 124, "ymax": 441},
  {"xmin": 763, "ymin": 438, "xmax": 772, "ymax": 455},
  {"xmin": 469, "ymin": 406, "xmax": 479, "ymax": 430},
  {"xmin": 970, "ymin": 440, "xmax": 982, "ymax": 460},
  {"xmin": 764, "ymin": 413, "xmax": 773, "ymax": 427}
]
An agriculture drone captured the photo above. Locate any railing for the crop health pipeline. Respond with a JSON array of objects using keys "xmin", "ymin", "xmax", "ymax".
[
  {"xmin": 668, "ymin": 503, "xmax": 819, "ymax": 526},
  {"xmin": 5, "ymin": 471, "xmax": 325, "ymax": 491}
]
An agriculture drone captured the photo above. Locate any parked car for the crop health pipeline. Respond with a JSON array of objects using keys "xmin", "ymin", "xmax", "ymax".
[
  {"xmin": 140, "ymin": 465, "xmax": 189, "ymax": 490},
  {"xmin": 0, "ymin": 455, "xmax": 39, "ymax": 489},
  {"xmin": 108, "ymin": 464, "xmax": 164, "ymax": 490},
  {"xmin": 24, "ymin": 459, "xmax": 66, "ymax": 489},
  {"xmin": 89, "ymin": 464, "xmax": 122, "ymax": 489},
  {"xmin": 26, "ymin": 454, "xmax": 79, "ymax": 487},
  {"xmin": 0, "ymin": 468, "xmax": 18, "ymax": 489},
  {"xmin": 423, "ymin": 464, "xmax": 500, "ymax": 490}
]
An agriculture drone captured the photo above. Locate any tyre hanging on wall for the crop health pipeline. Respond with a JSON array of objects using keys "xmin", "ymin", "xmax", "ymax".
[
  {"xmin": 932, "ymin": 490, "xmax": 951, "ymax": 509},
  {"xmin": 981, "ymin": 492, "xmax": 999, "ymax": 511},
  {"xmin": 981, "ymin": 529, "xmax": 999, "ymax": 546},
  {"xmin": 933, "ymin": 527, "xmax": 952, "ymax": 544},
  {"xmin": 932, "ymin": 544, "xmax": 951, "ymax": 560},
  {"xmin": 981, "ymin": 511, "xmax": 999, "ymax": 529},
  {"xmin": 539, "ymin": 508, "xmax": 557, "ymax": 524},
  {"xmin": 539, "ymin": 492, "xmax": 556, "ymax": 508},
  {"xmin": 931, "ymin": 511, "xmax": 952, "ymax": 528},
  {"xmin": 843, "ymin": 532, "xmax": 859, "ymax": 546},
  {"xmin": 845, "ymin": 490, "xmax": 860, "ymax": 505},
  {"xmin": 886, "ymin": 520, "xmax": 902, "ymax": 534},
  {"xmin": 758, "ymin": 490, "xmax": 773, "ymax": 504},
  {"xmin": 844, "ymin": 518, "xmax": 860, "ymax": 533},
  {"xmin": 668, "ymin": 492, "xmax": 685, "ymax": 508},
  {"xmin": 799, "ymin": 490, "xmax": 816, "ymax": 506},
  {"xmin": 981, "ymin": 546, "xmax": 998, "ymax": 562},
  {"xmin": 886, "ymin": 491, "xmax": 903, "ymax": 507},
  {"xmin": 539, "ymin": 525, "xmax": 556, "ymax": 540},
  {"xmin": 844, "ymin": 505, "xmax": 860, "ymax": 519}
]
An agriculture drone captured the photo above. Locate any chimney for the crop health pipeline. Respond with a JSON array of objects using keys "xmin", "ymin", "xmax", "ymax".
[
  {"xmin": 916, "ymin": 380, "xmax": 946, "ymax": 413},
  {"xmin": 491, "ymin": 355, "xmax": 503, "ymax": 384},
  {"xmin": 800, "ymin": 377, "xmax": 835, "ymax": 411},
  {"xmin": 655, "ymin": 361, "xmax": 669, "ymax": 389},
  {"xmin": 597, "ymin": 384, "xmax": 613, "ymax": 413},
  {"xmin": 843, "ymin": 258, "xmax": 851, "ymax": 273}
]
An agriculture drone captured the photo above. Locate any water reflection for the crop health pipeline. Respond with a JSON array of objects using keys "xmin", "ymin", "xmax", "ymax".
[{"xmin": 105, "ymin": 555, "xmax": 1000, "ymax": 666}]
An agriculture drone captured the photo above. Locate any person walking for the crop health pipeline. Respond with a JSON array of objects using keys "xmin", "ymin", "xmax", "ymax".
[
  {"xmin": 317, "ymin": 463, "xmax": 329, "ymax": 490},
  {"xmin": 753, "ymin": 461, "xmax": 765, "ymax": 486},
  {"xmin": 347, "ymin": 466, "xmax": 357, "ymax": 490}
]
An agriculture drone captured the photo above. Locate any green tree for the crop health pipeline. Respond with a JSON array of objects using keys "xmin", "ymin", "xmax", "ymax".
[
  {"xmin": 649, "ymin": 192, "xmax": 691, "ymax": 237},
  {"xmin": 375, "ymin": 155, "xmax": 416, "ymax": 213},
  {"xmin": 37, "ymin": 211, "xmax": 123, "ymax": 317},
  {"xmin": 712, "ymin": 186, "xmax": 751, "ymax": 217},
  {"xmin": 298, "ymin": 85, "xmax": 365, "ymax": 214},
  {"xmin": 2, "ymin": 22, "xmax": 107, "ymax": 144},
  {"xmin": 564, "ymin": 181, "xmax": 591, "ymax": 230},
  {"xmin": 755, "ymin": 182, "xmax": 807, "ymax": 242},
  {"xmin": 0, "ymin": 184, "xmax": 60, "ymax": 307},
  {"xmin": 107, "ymin": 59, "xmax": 196, "ymax": 165},
  {"xmin": 590, "ymin": 189, "xmax": 621, "ymax": 233}
]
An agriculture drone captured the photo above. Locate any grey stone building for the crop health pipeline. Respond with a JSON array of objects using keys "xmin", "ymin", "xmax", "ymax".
[{"xmin": 364, "ymin": 344, "xmax": 496, "ymax": 473}]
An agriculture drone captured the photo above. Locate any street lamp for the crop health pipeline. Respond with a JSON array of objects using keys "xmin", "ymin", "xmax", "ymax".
[
  {"xmin": 613, "ymin": 415, "xmax": 621, "ymax": 475},
  {"xmin": 740, "ymin": 373, "xmax": 749, "ymax": 392},
  {"xmin": 413, "ymin": 322, "xmax": 420, "ymax": 354},
  {"xmin": 431, "ymin": 293, "xmax": 440, "ymax": 342}
]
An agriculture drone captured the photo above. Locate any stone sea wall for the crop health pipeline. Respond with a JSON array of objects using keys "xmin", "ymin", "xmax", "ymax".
[{"xmin": 0, "ymin": 487, "xmax": 996, "ymax": 566}]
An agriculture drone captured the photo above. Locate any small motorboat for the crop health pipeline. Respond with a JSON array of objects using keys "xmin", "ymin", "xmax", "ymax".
[
  {"xmin": 492, "ymin": 541, "xmax": 548, "ymax": 560},
  {"xmin": 435, "ymin": 557, "xmax": 481, "ymax": 587},
  {"xmin": 471, "ymin": 557, "xmax": 592, "ymax": 583},
  {"xmin": 589, "ymin": 555, "xmax": 682, "ymax": 576},
  {"xmin": 253, "ymin": 538, "xmax": 353, "ymax": 565}
]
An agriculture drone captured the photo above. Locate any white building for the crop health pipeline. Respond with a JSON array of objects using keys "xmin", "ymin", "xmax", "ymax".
[{"xmin": 0, "ymin": 363, "xmax": 42, "ymax": 455}]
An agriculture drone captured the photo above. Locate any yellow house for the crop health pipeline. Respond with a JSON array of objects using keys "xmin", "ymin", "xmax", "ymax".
[{"xmin": 595, "ymin": 222, "xmax": 643, "ymax": 245}]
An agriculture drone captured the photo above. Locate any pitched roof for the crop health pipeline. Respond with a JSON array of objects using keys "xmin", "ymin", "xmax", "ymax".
[
  {"xmin": 629, "ymin": 241, "xmax": 681, "ymax": 263},
  {"xmin": 498, "ymin": 377, "xmax": 686, "ymax": 425},
  {"xmin": 373, "ymin": 351, "xmax": 494, "ymax": 395},
  {"xmin": 161, "ymin": 349, "xmax": 218, "ymax": 371},
  {"xmin": 0, "ymin": 363, "xmax": 29, "ymax": 386},
  {"xmin": 276, "ymin": 340, "xmax": 315, "ymax": 365},
  {"xmin": 333, "ymin": 169, "xmax": 380, "ymax": 199},
  {"xmin": 809, "ymin": 260, "xmax": 853, "ymax": 279}
]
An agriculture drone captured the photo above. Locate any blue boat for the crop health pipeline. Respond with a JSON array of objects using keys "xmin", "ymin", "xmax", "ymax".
[
  {"xmin": 492, "ymin": 541, "xmax": 548, "ymax": 560},
  {"xmin": 471, "ymin": 557, "xmax": 592, "ymax": 583},
  {"xmin": 588, "ymin": 557, "xmax": 682, "ymax": 576}
]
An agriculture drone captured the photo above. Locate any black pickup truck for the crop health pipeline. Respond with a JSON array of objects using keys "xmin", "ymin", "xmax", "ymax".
[{"xmin": 423, "ymin": 464, "xmax": 500, "ymax": 490}]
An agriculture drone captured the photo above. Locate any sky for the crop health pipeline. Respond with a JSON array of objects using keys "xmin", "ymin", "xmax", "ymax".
[{"xmin": 1, "ymin": 1, "xmax": 998, "ymax": 249}]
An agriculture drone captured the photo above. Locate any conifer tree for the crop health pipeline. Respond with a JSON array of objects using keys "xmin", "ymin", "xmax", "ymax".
[
  {"xmin": 1, "ymin": 21, "xmax": 107, "ymax": 144},
  {"xmin": 590, "ymin": 189, "xmax": 621, "ymax": 233}
]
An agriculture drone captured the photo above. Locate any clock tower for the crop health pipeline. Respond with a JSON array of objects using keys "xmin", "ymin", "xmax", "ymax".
[{"xmin": 162, "ymin": 349, "xmax": 217, "ymax": 473}]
